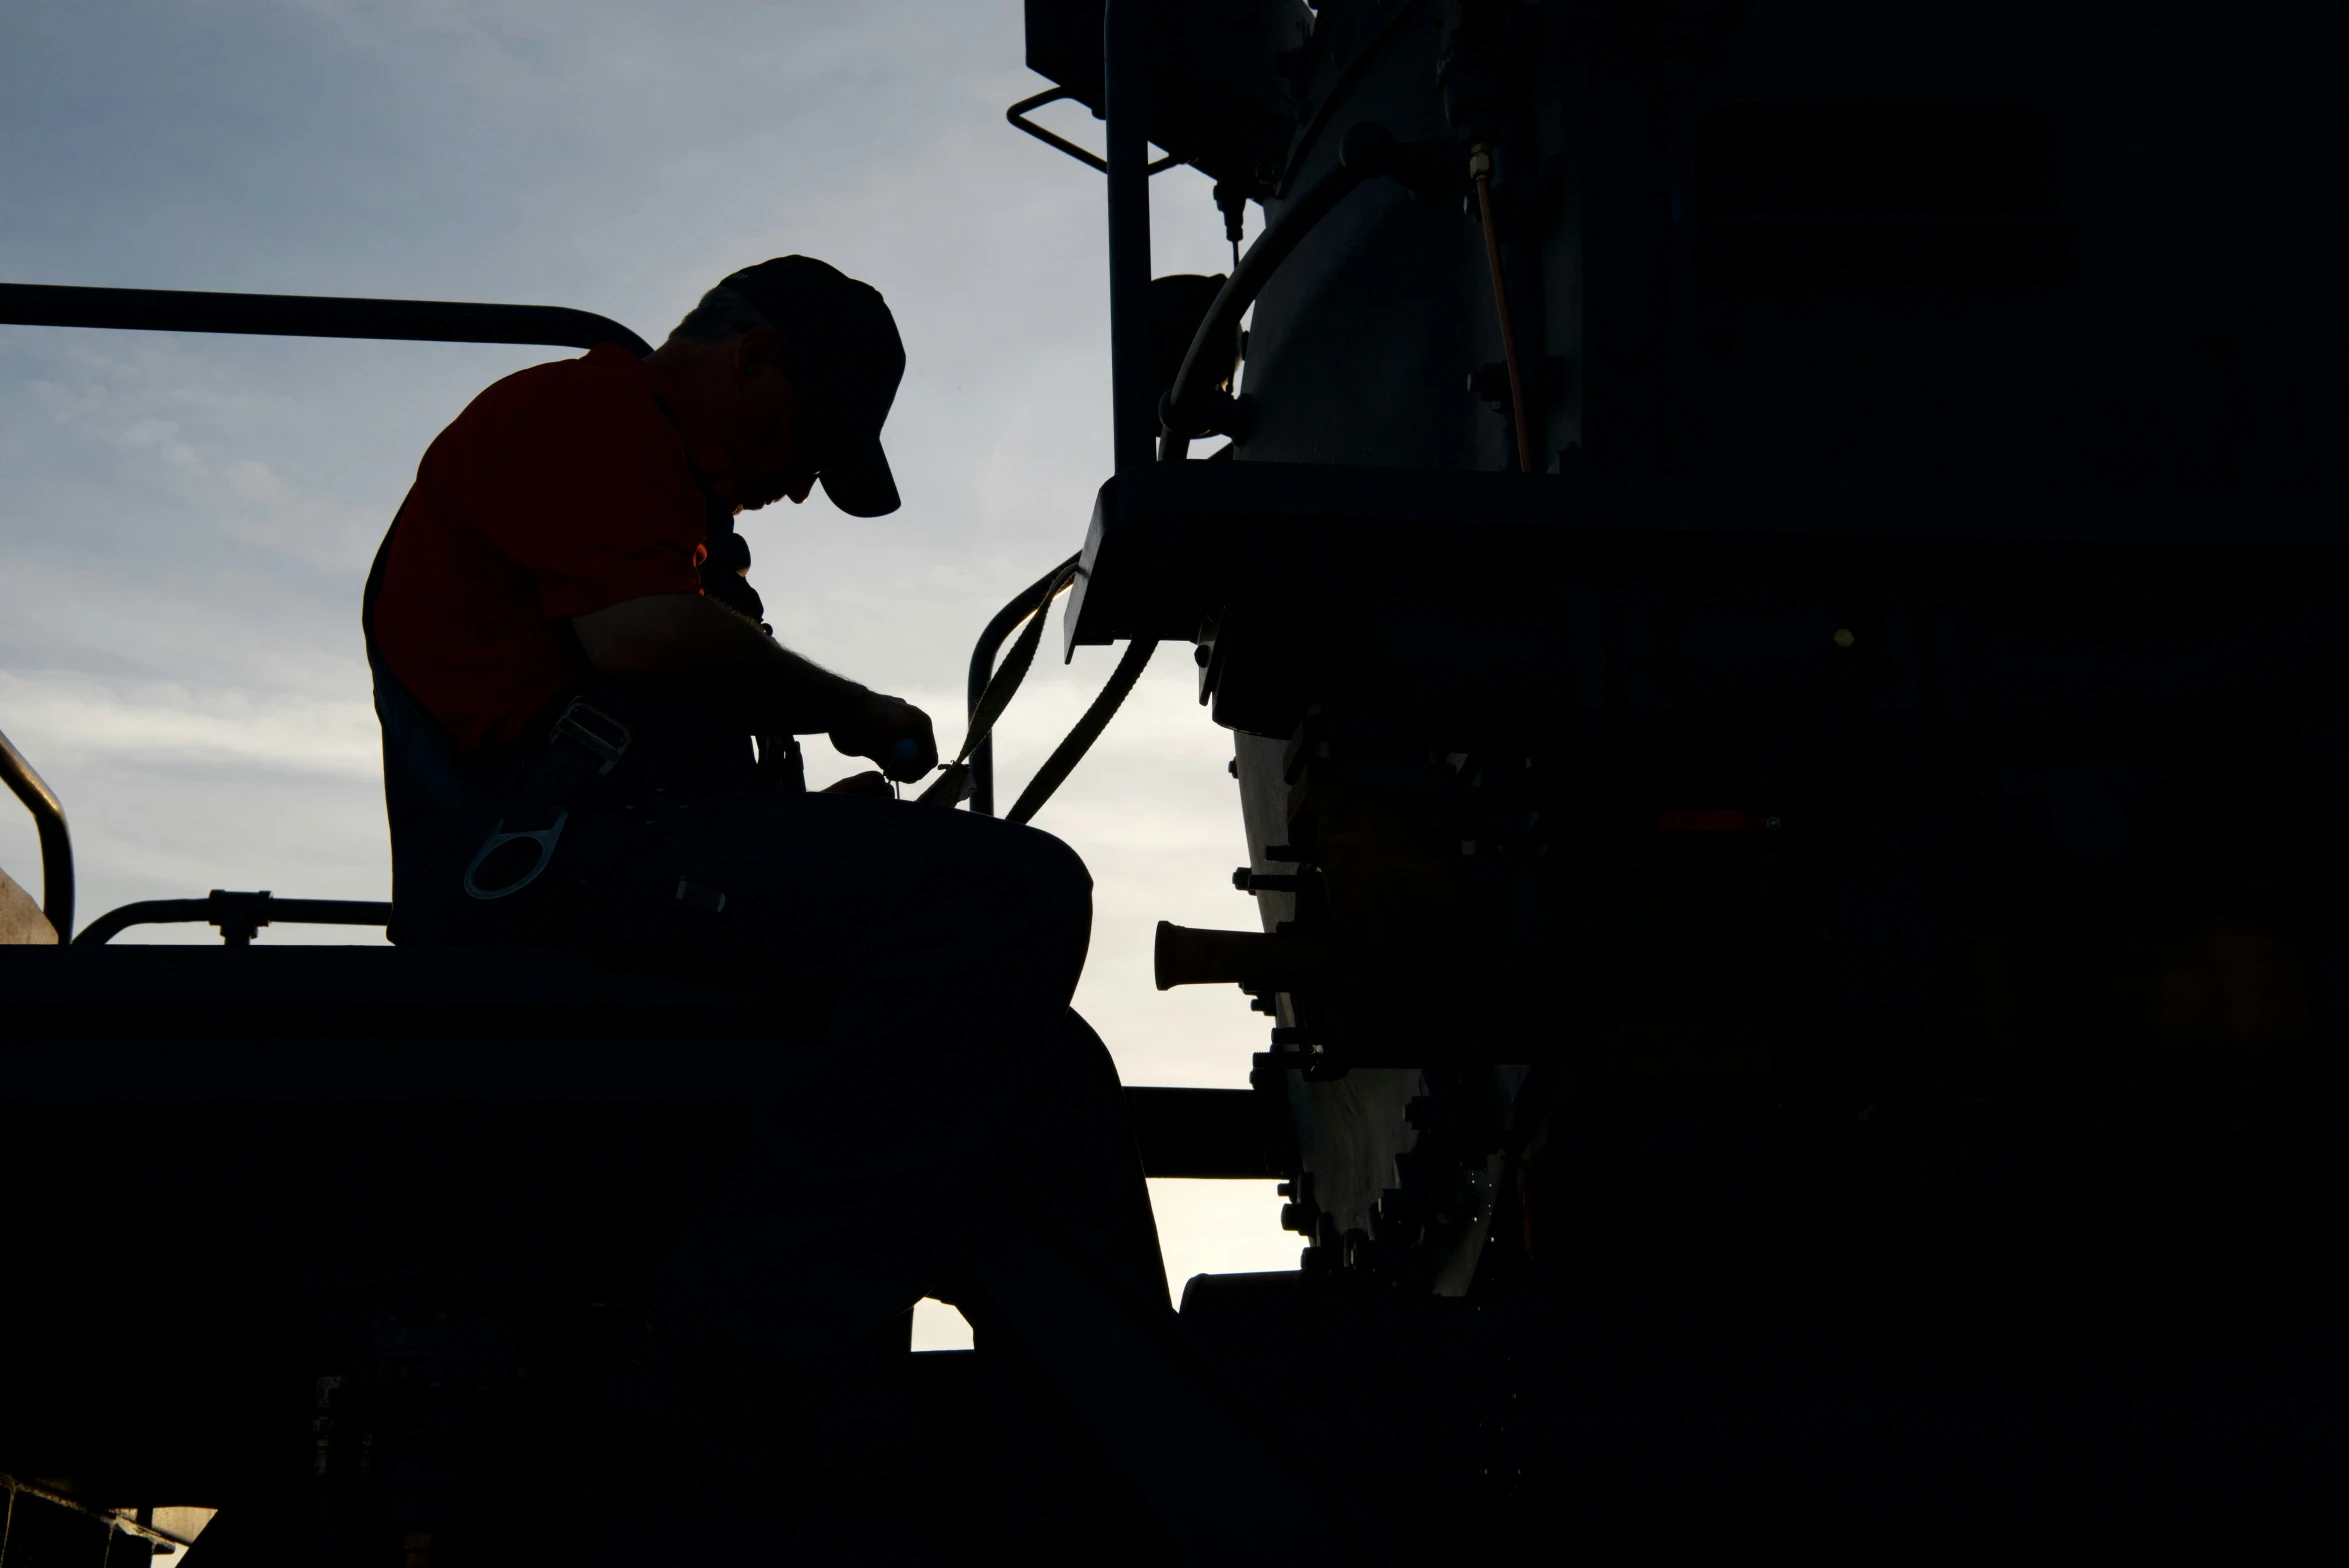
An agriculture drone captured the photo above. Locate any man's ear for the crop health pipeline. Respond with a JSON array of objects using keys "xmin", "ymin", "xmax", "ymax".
[{"xmin": 737, "ymin": 325, "xmax": 788, "ymax": 378}]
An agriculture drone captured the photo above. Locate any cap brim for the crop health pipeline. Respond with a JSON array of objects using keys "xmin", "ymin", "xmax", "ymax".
[{"xmin": 819, "ymin": 434, "xmax": 900, "ymax": 518}]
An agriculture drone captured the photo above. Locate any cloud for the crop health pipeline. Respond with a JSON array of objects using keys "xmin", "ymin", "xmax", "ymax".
[{"xmin": 0, "ymin": 670, "xmax": 376, "ymax": 778}]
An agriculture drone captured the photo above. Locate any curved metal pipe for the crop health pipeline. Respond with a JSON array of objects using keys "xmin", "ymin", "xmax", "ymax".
[
  {"xmin": 0, "ymin": 282, "xmax": 653, "ymax": 358},
  {"xmin": 1157, "ymin": 122, "xmax": 1411, "ymax": 461},
  {"xmin": 0, "ymin": 726, "xmax": 73, "ymax": 939}
]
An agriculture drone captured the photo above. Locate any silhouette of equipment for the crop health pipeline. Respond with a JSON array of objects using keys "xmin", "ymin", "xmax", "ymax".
[{"xmin": 15, "ymin": 0, "xmax": 2349, "ymax": 1553}]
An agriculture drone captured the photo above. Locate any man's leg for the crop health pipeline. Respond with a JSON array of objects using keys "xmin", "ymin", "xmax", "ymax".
[
  {"xmin": 610, "ymin": 794, "xmax": 1159, "ymax": 1445},
  {"xmin": 590, "ymin": 794, "xmax": 1338, "ymax": 1563}
]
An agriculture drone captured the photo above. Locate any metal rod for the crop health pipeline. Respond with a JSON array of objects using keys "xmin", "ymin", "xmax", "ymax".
[
  {"xmin": 0, "ymin": 1478, "xmax": 196, "ymax": 1553},
  {"xmin": 0, "ymin": 282, "xmax": 652, "ymax": 358},
  {"xmin": 1104, "ymin": 0, "xmax": 1154, "ymax": 473},
  {"xmin": 0, "ymin": 726, "xmax": 73, "ymax": 940},
  {"xmin": 1472, "ymin": 152, "xmax": 1536, "ymax": 474}
]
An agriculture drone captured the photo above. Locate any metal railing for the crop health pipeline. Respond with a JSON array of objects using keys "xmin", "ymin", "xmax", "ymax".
[
  {"xmin": 0, "ymin": 725, "xmax": 73, "ymax": 938},
  {"xmin": 0, "ymin": 280, "xmax": 654, "ymax": 941},
  {"xmin": 73, "ymin": 889, "xmax": 393, "ymax": 947},
  {"xmin": 0, "ymin": 281, "xmax": 650, "ymax": 357}
]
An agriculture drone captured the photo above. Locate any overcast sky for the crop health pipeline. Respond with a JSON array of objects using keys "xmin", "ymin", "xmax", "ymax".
[{"xmin": 0, "ymin": 0, "xmax": 1298, "ymax": 1342}]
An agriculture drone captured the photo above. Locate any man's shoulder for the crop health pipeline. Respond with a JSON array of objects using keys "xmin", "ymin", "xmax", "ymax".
[{"xmin": 465, "ymin": 346, "xmax": 672, "ymax": 433}]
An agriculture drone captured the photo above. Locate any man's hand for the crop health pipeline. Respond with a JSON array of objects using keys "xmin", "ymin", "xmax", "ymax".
[
  {"xmin": 820, "ymin": 770, "xmax": 896, "ymax": 799},
  {"xmin": 829, "ymin": 692, "xmax": 937, "ymax": 782}
]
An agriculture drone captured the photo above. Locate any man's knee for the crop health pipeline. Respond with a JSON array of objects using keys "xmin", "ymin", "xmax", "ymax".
[{"xmin": 1008, "ymin": 824, "xmax": 1091, "ymax": 917}]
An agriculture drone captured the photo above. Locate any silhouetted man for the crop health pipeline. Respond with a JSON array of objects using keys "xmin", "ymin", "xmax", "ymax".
[{"xmin": 363, "ymin": 257, "xmax": 1168, "ymax": 1559}]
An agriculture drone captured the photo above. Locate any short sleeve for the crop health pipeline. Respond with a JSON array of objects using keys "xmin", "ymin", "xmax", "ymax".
[{"xmin": 490, "ymin": 373, "xmax": 708, "ymax": 619}]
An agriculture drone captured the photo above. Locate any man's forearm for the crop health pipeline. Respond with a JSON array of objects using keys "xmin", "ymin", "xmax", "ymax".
[{"xmin": 569, "ymin": 592, "xmax": 867, "ymax": 734}]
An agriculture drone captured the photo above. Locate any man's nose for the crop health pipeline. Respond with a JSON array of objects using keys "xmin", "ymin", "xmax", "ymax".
[{"xmin": 789, "ymin": 476, "xmax": 813, "ymax": 504}]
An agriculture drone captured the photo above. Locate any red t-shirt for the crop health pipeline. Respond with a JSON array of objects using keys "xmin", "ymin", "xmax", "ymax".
[{"xmin": 371, "ymin": 344, "xmax": 731, "ymax": 751}]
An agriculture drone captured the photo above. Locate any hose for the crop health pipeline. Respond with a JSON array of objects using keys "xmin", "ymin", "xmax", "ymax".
[
  {"xmin": 963, "ymin": 556, "xmax": 1084, "ymax": 815},
  {"xmin": 1005, "ymin": 639, "xmax": 1159, "ymax": 826},
  {"xmin": 1158, "ymin": 122, "xmax": 1412, "ymax": 461},
  {"xmin": 920, "ymin": 556, "xmax": 1080, "ymax": 810},
  {"xmin": 934, "ymin": 562, "xmax": 1157, "ymax": 828}
]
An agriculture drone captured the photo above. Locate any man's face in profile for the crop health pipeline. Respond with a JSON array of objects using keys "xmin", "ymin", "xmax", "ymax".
[{"xmin": 728, "ymin": 332, "xmax": 820, "ymax": 510}]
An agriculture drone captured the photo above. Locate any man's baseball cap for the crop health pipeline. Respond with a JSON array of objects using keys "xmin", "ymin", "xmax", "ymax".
[{"xmin": 722, "ymin": 255, "xmax": 905, "ymax": 518}]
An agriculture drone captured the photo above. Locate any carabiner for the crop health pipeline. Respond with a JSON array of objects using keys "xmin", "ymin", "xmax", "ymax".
[{"xmin": 463, "ymin": 812, "xmax": 568, "ymax": 900}]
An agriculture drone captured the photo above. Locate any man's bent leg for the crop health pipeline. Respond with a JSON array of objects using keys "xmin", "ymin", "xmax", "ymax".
[{"xmin": 615, "ymin": 796, "xmax": 1151, "ymax": 1449}]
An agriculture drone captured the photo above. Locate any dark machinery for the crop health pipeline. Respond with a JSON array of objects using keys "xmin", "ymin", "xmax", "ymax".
[
  {"xmin": 7, "ymin": 0, "xmax": 2349, "ymax": 1557},
  {"xmin": 1026, "ymin": 0, "xmax": 2348, "ymax": 1544}
]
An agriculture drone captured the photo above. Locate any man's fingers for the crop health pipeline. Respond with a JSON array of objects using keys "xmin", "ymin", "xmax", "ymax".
[
  {"xmin": 820, "ymin": 770, "xmax": 895, "ymax": 799},
  {"xmin": 829, "ymin": 694, "xmax": 937, "ymax": 779}
]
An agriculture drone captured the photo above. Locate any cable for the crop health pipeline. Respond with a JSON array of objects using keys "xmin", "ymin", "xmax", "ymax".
[
  {"xmin": 1470, "ymin": 145, "xmax": 1535, "ymax": 475},
  {"xmin": 963, "ymin": 555, "xmax": 1083, "ymax": 814},
  {"xmin": 1005, "ymin": 639, "xmax": 1159, "ymax": 826},
  {"xmin": 921, "ymin": 557, "xmax": 1079, "ymax": 809}
]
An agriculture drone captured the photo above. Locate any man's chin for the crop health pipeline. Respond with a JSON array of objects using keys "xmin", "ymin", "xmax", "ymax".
[{"xmin": 737, "ymin": 485, "xmax": 795, "ymax": 512}]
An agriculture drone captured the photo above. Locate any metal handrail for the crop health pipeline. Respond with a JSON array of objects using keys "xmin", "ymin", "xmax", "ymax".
[
  {"xmin": 0, "ymin": 282, "xmax": 652, "ymax": 357},
  {"xmin": 0, "ymin": 281, "xmax": 654, "ymax": 942},
  {"xmin": 1006, "ymin": 86, "xmax": 1183, "ymax": 178},
  {"xmin": 0, "ymin": 725, "xmax": 73, "ymax": 939},
  {"xmin": 73, "ymin": 890, "xmax": 393, "ymax": 947}
]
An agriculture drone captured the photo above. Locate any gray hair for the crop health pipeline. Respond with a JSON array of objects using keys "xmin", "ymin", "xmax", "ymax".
[{"xmin": 667, "ymin": 283, "xmax": 773, "ymax": 345}]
